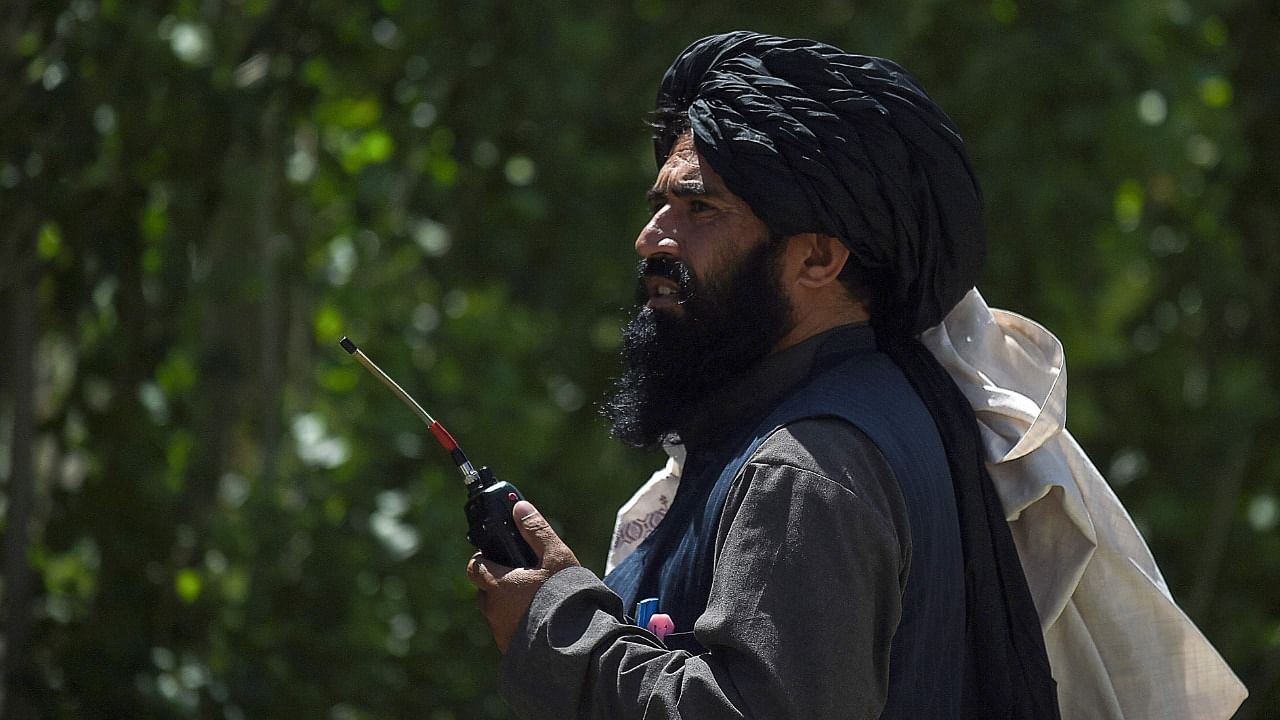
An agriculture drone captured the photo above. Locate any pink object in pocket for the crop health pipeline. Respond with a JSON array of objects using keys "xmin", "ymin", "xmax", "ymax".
[{"xmin": 647, "ymin": 613, "xmax": 675, "ymax": 641}]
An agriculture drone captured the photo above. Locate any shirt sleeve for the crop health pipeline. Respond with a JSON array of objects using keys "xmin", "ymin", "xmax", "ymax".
[{"xmin": 499, "ymin": 418, "xmax": 911, "ymax": 720}]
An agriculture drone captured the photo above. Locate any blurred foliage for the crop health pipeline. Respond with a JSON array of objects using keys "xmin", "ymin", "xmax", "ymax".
[{"xmin": 0, "ymin": 0, "xmax": 1276, "ymax": 717}]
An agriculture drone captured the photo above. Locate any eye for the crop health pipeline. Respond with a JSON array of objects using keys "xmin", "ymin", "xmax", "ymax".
[{"xmin": 689, "ymin": 199, "xmax": 712, "ymax": 213}]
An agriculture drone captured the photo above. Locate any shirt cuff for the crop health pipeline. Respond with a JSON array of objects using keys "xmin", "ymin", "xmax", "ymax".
[{"xmin": 499, "ymin": 566, "xmax": 629, "ymax": 704}]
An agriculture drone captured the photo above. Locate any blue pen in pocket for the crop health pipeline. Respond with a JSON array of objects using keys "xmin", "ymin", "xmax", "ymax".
[{"xmin": 636, "ymin": 597, "xmax": 659, "ymax": 629}]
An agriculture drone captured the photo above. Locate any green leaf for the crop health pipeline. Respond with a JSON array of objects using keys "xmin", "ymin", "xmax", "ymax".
[
  {"xmin": 318, "ymin": 96, "xmax": 383, "ymax": 129},
  {"xmin": 16, "ymin": 31, "xmax": 40, "ymax": 57},
  {"xmin": 340, "ymin": 129, "xmax": 396, "ymax": 172},
  {"xmin": 314, "ymin": 304, "xmax": 345, "ymax": 342},
  {"xmin": 175, "ymin": 568, "xmax": 202, "ymax": 604},
  {"xmin": 165, "ymin": 430, "xmax": 194, "ymax": 491},
  {"xmin": 37, "ymin": 222, "xmax": 62, "ymax": 260},
  {"xmin": 1113, "ymin": 179, "xmax": 1144, "ymax": 231},
  {"xmin": 140, "ymin": 197, "xmax": 168, "ymax": 242},
  {"xmin": 1199, "ymin": 76, "xmax": 1233, "ymax": 108},
  {"xmin": 156, "ymin": 351, "xmax": 198, "ymax": 396}
]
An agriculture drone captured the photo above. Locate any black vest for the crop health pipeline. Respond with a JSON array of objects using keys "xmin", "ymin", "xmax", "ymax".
[{"xmin": 605, "ymin": 335, "xmax": 966, "ymax": 717}]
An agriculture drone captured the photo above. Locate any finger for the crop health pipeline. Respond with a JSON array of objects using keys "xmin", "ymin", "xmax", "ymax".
[
  {"xmin": 466, "ymin": 554, "xmax": 499, "ymax": 590},
  {"xmin": 512, "ymin": 500, "xmax": 558, "ymax": 561}
]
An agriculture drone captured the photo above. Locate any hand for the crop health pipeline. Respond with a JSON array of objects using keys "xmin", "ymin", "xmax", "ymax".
[{"xmin": 465, "ymin": 500, "xmax": 581, "ymax": 653}]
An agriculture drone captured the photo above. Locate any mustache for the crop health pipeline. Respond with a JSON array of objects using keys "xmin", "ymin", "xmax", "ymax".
[{"xmin": 633, "ymin": 256, "xmax": 697, "ymax": 306}]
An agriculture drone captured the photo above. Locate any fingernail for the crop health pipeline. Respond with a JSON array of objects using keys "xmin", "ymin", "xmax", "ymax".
[{"xmin": 513, "ymin": 500, "xmax": 537, "ymax": 522}]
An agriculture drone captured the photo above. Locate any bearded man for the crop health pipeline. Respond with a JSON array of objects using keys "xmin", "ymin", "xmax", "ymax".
[{"xmin": 466, "ymin": 32, "xmax": 1245, "ymax": 720}]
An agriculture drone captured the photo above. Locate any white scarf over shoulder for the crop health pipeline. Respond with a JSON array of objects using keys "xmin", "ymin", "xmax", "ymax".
[{"xmin": 605, "ymin": 288, "xmax": 1247, "ymax": 719}]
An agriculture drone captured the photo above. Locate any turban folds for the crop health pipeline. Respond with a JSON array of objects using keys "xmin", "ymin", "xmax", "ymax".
[{"xmin": 655, "ymin": 32, "xmax": 985, "ymax": 336}]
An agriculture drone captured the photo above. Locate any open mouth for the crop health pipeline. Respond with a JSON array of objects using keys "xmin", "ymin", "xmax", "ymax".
[
  {"xmin": 635, "ymin": 256, "xmax": 693, "ymax": 312},
  {"xmin": 643, "ymin": 277, "xmax": 683, "ymax": 309}
]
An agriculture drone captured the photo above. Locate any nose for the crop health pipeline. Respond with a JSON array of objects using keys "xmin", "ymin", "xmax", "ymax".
[{"xmin": 634, "ymin": 211, "xmax": 681, "ymax": 259}]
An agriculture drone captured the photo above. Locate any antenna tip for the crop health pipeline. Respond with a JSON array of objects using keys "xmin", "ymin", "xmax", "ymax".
[{"xmin": 339, "ymin": 337, "xmax": 357, "ymax": 354}]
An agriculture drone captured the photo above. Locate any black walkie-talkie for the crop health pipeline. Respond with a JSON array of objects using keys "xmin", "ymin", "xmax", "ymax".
[
  {"xmin": 340, "ymin": 337, "xmax": 538, "ymax": 568},
  {"xmin": 463, "ymin": 467, "xmax": 539, "ymax": 568}
]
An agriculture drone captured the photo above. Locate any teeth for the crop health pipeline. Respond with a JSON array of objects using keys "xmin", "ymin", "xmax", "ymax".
[{"xmin": 656, "ymin": 286, "xmax": 675, "ymax": 296}]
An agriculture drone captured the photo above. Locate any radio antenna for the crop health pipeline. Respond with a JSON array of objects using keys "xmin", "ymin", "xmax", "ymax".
[{"xmin": 340, "ymin": 337, "xmax": 481, "ymax": 487}]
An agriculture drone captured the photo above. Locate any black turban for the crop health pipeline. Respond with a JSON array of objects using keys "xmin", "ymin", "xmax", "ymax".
[
  {"xmin": 655, "ymin": 32, "xmax": 985, "ymax": 336},
  {"xmin": 655, "ymin": 33, "xmax": 1062, "ymax": 719}
]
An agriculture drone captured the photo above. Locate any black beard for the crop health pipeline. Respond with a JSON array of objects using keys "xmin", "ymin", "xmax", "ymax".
[{"xmin": 602, "ymin": 236, "xmax": 793, "ymax": 448}]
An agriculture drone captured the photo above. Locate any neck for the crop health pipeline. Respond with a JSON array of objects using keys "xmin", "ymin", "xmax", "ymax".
[{"xmin": 773, "ymin": 300, "xmax": 870, "ymax": 354}]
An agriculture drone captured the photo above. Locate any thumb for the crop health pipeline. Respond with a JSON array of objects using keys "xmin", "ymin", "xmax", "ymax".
[{"xmin": 512, "ymin": 501, "xmax": 574, "ymax": 568}]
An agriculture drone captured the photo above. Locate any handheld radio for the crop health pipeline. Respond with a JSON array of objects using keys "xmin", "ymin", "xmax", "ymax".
[{"xmin": 339, "ymin": 337, "xmax": 538, "ymax": 568}]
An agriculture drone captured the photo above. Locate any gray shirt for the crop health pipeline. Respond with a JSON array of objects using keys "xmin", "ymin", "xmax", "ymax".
[{"xmin": 500, "ymin": 329, "xmax": 913, "ymax": 718}]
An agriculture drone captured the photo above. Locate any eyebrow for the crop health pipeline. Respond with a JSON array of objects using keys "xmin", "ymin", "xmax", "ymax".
[{"xmin": 646, "ymin": 180, "xmax": 711, "ymax": 206}]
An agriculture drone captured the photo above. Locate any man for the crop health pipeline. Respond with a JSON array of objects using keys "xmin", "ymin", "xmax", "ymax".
[
  {"xmin": 467, "ymin": 31, "xmax": 1053, "ymax": 718},
  {"xmin": 466, "ymin": 32, "xmax": 1245, "ymax": 719}
]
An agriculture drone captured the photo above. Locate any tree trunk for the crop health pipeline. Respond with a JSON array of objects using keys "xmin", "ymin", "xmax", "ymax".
[
  {"xmin": 1, "ymin": 239, "xmax": 39, "ymax": 720},
  {"xmin": 257, "ymin": 101, "xmax": 283, "ymax": 499}
]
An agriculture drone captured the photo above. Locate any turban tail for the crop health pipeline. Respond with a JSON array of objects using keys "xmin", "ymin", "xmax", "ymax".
[
  {"xmin": 657, "ymin": 33, "xmax": 1061, "ymax": 718},
  {"xmin": 655, "ymin": 32, "xmax": 985, "ymax": 336}
]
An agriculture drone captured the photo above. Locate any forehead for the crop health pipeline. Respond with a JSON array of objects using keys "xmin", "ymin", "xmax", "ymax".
[{"xmin": 653, "ymin": 134, "xmax": 731, "ymax": 195}]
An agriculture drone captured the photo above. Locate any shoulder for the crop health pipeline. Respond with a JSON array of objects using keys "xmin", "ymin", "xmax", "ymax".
[
  {"xmin": 730, "ymin": 417, "xmax": 911, "ymax": 551},
  {"xmin": 749, "ymin": 418, "xmax": 899, "ymax": 499}
]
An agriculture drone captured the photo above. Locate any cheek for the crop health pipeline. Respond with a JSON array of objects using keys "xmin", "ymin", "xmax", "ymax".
[
  {"xmin": 685, "ymin": 222, "xmax": 736, "ymax": 266},
  {"xmin": 702, "ymin": 220, "xmax": 769, "ymax": 276}
]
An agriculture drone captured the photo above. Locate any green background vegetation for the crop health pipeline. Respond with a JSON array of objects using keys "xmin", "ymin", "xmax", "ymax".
[{"xmin": 1, "ymin": 0, "xmax": 1276, "ymax": 717}]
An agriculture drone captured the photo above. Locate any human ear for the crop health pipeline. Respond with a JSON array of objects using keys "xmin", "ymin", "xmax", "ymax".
[{"xmin": 793, "ymin": 233, "xmax": 851, "ymax": 289}]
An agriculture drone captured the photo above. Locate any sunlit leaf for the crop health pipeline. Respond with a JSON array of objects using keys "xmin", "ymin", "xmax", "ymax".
[
  {"xmin": 156, "ymin": 351, "xmax": 198, "ymax": 396},
  {"xmin": 37, "ymin": 222, "xmax": 62, "ymax": 260},
  {"xmin": 1113, "ymin": 179, "xmax": 1144, "ymax": 231},
  {"xmin": 175, "ymin": 568, "xmax": 202, "ymax": 604},
  {"xmin": 318, "ymin": 96, "xmax": 383, "ymax": 129},
  {"xmin": 1199, "ymin": 76, "xmax": 1233, "ymax": 108}
]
